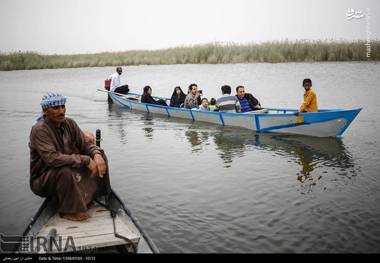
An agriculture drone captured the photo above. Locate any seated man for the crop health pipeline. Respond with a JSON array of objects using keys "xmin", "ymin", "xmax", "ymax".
[
  {"xmin": 216, "ymin": 85, "xmax": 241, "ymax": 113},
  {"xmin": 299, "ymin": 78, "xmax": 318, "ymax": 113},
  {"xmin": 110, "ymin": 67, "xmax": 129, "ymax": 94},
  {"xmin": 29, "ymin": 92, "xmax": 108, "ymax": 221},
  {"xmin": 184, "ymin": 84, "xmax": 200, "ymax": 109},
  {"xmin": 235, "ymin": 86, "xmax": 261, "ymax": 113}
]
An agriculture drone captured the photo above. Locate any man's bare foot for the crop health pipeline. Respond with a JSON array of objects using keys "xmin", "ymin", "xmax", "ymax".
[{"xmin": 62, "ymin": 212, "xmax": 90, "ymax": 221}]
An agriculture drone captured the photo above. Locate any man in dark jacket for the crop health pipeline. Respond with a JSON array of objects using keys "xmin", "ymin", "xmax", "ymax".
[{"xmin": 236, "ymin": 86, "xmax": 261, "ymax": 113}]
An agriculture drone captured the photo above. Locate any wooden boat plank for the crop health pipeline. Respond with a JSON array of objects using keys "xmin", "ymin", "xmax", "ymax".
[
  {"xmin": 32, "ymin": 215, "xmax": 140, "ymax": 253},
  {"xmin": 29, "ymin": 202, "xmax": 140, "ymax": 253},
  {"xmin": 38, "ymin": 217, "xmax": 129, "ymax": 237},
  {"xmin": 59, "ymin": 228, "xmax": 138, "ymax": 241},
  {"xmin": 41, "ymin": 205, "xmax": 114, "ymax": 228},
  {"xmin": 18, "ymin": 186, "xmax": 158, "ymax": 253},
  {"xmin": 60, "ymin": 230, "xmax": 139, "ymax": 245}
]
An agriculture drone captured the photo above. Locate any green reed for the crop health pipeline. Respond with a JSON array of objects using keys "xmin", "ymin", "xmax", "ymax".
[{"xmin": 1, "ymin": 40, "xmax": 379, "ymax": 71}]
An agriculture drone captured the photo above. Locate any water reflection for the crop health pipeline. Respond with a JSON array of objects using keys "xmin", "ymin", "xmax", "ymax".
[
  {"xmin": 184, "ymin": 126, "xmax": 357, "ymax": 182},
  {"xmin": 107, "ymin": 105, "xmax": 357, "ymax": 187},
  {"xmin": 212, "ymin": 130, "xmax": 246, "ymax": 168},
  {"xmin": 212, "ymin": 130, "xmax": 358, "ymax": 189},
  {"xmin": 185, "ymin": 129, "xmax": 210, "ymax": 153},
  {"xmin": 142, "ymin": 115, "xmax": 154, "ymax": 139},
  {"xmin": 107, "ymin": 103, "xmax": 130, "ymax": 144},
  {"xmin": 293, "ymin": 144, "xmax": 317, "ymax": 182},
  {"xmin": 253, "ymin": 134, "xmax": 354, "ymax": 168},
  {"xmin": 254, "ymin": 134, "xmax": 357, "ymax": 191}
]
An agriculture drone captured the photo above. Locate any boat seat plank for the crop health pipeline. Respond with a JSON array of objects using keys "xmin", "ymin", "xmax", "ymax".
[
  {"xmin": 32, "ymin": 203, "xmax": 140, "ymax": 253},
  {"xmin": 39, "ymin": 215, "xmax": 127, "ymax": 235},
  {"xmin": 38, "ymin": 218, "xmax": 129, "ymax": 238}
]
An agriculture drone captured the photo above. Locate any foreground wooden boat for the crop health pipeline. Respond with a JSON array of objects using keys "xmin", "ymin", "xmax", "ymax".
[
  {"xmin": 15, "ymin": 130, "xmax": 159, "ymax": 254},
  {"xmin": 15, "ymin": 190, "xmax": 159, "ymax": 254},
  {"xmin": 108, "ymin": 91, "xmax": 362, "ymax": 138}
]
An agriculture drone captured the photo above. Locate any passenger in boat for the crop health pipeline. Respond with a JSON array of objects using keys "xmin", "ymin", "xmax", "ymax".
[
  {"xmin": 141, "ymin": 86, "xmax": 168, "ymax": 106},
  {"xmin": 235, "ymin": 86, "xmax": 261, "ymax": 113},
  {"xmin": 299, "ymin": 79, "xmax": 318, "ymax": 113},
  {"xmin": 184, "ymin": 84, "xmax": 200, "ymax": 109},
  {"xmin": 170, "ymin": 86, "xmax": 186, "ymax": 108},
  {"xmin": 197, "ymin": 90, "xmax": 203, "ymax": 106},
  {"xmin": 216, "ymin": 85, "xmax": 241, "ymax": 113},
  {"xmin": 29, "ymin": 93, "xmax": 110, "ymax": 222},
  {"xmin": 110, "ymin": 67, "xmax": 129, "ymax": 94},
  {"xmin": 209, "ymin": 98, "xmax": 217, "ymax": 111},
  {"xmin": 199, "ymin": 98, "xmax": 210, "ymax": 111}
]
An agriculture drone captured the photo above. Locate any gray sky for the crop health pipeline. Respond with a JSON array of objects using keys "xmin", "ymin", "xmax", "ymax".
[{"xmin": 0, "ymin": 0, "xmax": 379, "ymax": 54}]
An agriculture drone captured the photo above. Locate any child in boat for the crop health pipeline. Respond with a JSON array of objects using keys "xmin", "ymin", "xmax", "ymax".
[
  {"xmin": 209, "ymin": 98, "xmax": 217, "ymax": 111},
  {"xmin": 199, "ymin": 98, "xmax": 210, "ymax": 111},
  {"xmin": 299, "ymin": 79, "xmax": 318, "ymax": 113}
]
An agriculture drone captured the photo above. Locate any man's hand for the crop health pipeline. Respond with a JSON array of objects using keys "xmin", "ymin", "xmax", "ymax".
[
  {"xmin": 87, "ymin": 158, "xmax": 98, "ymax": 177},
  {"xmin": 84, "ymin": 131, "xmax": 96, "ymax": 145},
  {"xmin": 93, "ymin": 153, "xmax": 106, "ymax": 178}
]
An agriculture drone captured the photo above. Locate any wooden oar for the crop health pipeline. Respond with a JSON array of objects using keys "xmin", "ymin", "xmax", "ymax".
[
  {"xmin": 95, "ymin": 129, "xmax": 138, "ymax": 253},
  {"xmin": 96, "ymin": 89, "xmax": 140, "ymax": 99},
  {"xmin": 97, "ymin": 89, "xmax": 171, "ymax": 102}
]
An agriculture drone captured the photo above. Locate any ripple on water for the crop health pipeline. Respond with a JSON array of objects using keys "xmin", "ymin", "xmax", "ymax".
[{"xmin": 1, "ymin": 64, "xmax": 380, "ymax": 252}]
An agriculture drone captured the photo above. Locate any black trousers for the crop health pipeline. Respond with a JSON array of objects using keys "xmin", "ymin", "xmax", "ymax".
[
  {"xmin": 157, "ymin": 99, "xmax": 168, "ymax": 106},
  {"xmin": 114, "ymin": 85, "xmax": 130, "ymax": 94}
]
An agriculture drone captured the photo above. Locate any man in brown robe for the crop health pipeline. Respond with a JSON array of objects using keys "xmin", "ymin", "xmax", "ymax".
[{"xmin": 29, "ymin": 92, "xmax": 108, "ymax": 221}]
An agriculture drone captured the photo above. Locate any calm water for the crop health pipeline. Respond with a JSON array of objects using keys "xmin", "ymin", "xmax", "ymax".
[{"xmin": 0, "ymin": 63, "xmax": 380, "ymax": 253}]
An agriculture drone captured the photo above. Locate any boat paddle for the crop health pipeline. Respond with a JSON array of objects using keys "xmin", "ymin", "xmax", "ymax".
[{"xmin": 95, "ymin": 129, "xmax": 138, "ymax": 253}]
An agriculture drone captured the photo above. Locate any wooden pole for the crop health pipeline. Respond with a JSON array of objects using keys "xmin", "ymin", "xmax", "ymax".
[{"xmin": 96, "ymin": 129, "xmax": 101, "ymax": 147}]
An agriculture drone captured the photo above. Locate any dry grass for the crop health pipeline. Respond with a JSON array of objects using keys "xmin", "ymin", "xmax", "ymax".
[{"xmin": 1, "ymin": 40, "xmax": 379, "ymax": 71}]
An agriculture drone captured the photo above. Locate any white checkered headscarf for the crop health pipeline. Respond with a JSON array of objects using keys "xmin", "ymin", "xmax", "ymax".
[{"xmin": 40, "ymin": 92, "xmax": 66, "ymax": 110}]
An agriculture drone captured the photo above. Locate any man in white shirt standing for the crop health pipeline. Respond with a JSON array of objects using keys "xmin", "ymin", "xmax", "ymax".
[{"xmin": 110, "ymin": 66, "xmax": 129, "ymax": 94}]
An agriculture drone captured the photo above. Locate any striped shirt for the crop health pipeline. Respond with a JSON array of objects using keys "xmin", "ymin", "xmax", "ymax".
[{"xmin": 216, "ymin": 94, "xmax": 241, "ymax": 113}]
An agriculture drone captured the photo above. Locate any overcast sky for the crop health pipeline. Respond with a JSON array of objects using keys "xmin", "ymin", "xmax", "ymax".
[{"xmin": 0, "ymin": 0, "xmax": 379, "ymax": 54}]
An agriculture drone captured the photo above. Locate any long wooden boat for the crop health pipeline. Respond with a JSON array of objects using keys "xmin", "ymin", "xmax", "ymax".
[
  {"xmin": 14, "ymin": 190, "xmax": 159, "ymax": 254},
  {"xmin": 108, "ymin": 91, "xmax": 362, "ymax": 138}
]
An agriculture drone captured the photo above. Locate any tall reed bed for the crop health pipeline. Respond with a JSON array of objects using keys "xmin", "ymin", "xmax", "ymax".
[{"xmin": 1, "ymin": 40, "xmax": 378, "ymax": 71}]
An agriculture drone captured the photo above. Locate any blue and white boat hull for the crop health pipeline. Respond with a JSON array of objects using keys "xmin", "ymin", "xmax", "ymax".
[{"xmin": 109, "ymin": 92, "xmax": 361, "ymax": 138}]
